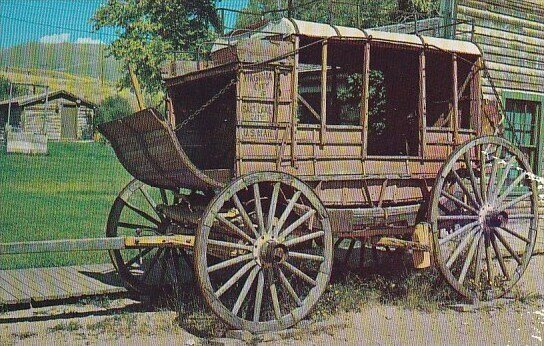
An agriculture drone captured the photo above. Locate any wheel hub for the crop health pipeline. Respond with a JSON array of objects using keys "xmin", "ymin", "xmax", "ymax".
[
  {"xmin": 254, "ymin": 235, "xmax": 288, "ymax": 268},
  {"xmin": 478, "ymin": 204, "xmax": 508, "ymax": 230}
]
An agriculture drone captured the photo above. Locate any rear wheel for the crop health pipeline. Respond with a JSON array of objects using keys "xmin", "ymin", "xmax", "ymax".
[
  {"xmin": 429, "ymin": 136, "xmax": 538, "ymax": 301},
  {"xmin": 106, "ymin": 179, "xmax": 188, "ymax": 294},
  {"xmin": 194, "ymin": 172, "xmax": 333, "ymax": 333}
]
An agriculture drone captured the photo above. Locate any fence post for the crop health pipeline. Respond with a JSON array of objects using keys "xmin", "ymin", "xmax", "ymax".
[{"xmin": 7, "ymin": 83, "xmax": 13, "ymax": 128}]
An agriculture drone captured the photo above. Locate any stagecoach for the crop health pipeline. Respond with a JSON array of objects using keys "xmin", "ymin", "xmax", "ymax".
[{"xmin": 95, "ymin": 19, "xmax": 538, "ymax": 332}]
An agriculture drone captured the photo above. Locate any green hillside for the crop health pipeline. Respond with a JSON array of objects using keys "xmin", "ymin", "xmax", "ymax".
[
  {"xmin": 0, "ymin": 42, "xmax": 122, "ymax": 82},
  {"xmin": 2, "ymin": 68, "xmax": 138, "ymax": 107}
]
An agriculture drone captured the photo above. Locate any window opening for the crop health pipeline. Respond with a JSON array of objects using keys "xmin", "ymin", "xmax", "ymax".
[{"xmin": 367, "ymin": 44, "xmax": 419, "ymax": 156}]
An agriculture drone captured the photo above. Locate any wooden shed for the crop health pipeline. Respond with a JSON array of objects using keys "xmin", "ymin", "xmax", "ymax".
[
  {"xmin": 0, "ymin": 90, "xmax": 96, "ymax": 141},
  {"xmin": 441, "ymin": 0, "xmax": 544, "ymax": 176}
]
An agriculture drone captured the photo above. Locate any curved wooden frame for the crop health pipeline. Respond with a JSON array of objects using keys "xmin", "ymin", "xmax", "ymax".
[{"xmin": 97, "ymin": 108, "xmax": 224, "ymax": 191}]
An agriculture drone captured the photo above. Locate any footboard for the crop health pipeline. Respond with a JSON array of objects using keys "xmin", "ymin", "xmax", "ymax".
[{"xmin": 97, "ymin": 108, "xmax": 224, "ymax": 191}]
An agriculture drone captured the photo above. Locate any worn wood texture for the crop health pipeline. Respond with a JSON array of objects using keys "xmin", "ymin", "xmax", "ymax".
[
  {"xmin": 0, "ymin": 264, "xmax": 126, "ymax": 306},
  {"xmin": 6, "ymin": 131, "xmax": 47, "ymax": 155},
  {"xmin": 455, "ymin": 0, "xmax": 544, "ymax": 97}
]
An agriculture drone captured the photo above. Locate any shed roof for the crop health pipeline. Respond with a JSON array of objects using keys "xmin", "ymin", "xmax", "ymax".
[
  {"xmin": 214, "ymin": 18, "xmax": 481, "ymax": 56},
  {"xmin": 0, "ymin": 90, "xmax": 97, "ymax": 108}
]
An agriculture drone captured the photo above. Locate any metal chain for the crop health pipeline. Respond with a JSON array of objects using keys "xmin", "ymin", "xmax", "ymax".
[{"xmin": 174, "ymin": 77, "xmax": 237, "ymax": 132}]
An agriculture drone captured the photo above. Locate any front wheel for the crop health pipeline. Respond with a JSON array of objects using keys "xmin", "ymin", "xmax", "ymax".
[
  {"xmin": 429, "ymin": 136, "xmax": 538, "ymax": 301},
  {"xmin": 106, "ymin": 179, "xmax": 188, "ymax": 294},
  {"xmin": 194, "ymin": 172, "xmax": 333, "ymax": 333}
]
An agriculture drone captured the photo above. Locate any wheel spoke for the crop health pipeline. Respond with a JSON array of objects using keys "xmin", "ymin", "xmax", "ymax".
[
  {"xmin": 491, "ymin": 233, "xmax": 509, "ymax": 279},
  {"xmin": 480, "ymin": 148, "xmax": 487, "ymax": 202},
  {"xmin": 495, "ymin": 172, "xmax": 527, "ymax": 206},
  {"xmin": 440, "ymin": 191, "xmax": 479, "ymax": 214},
  {"xmin": 282, "ymin": 261, "xmax": 317, "ymax": 286},
  {"xmin": 273, "ymin": 191, "xmax": 302, "ymax": 237},
  {"xmin": 494, "ymin": 229, "xmax": 522, "ymax": 264},
  {"xmin": 215, "ymin": 213, "xmax": 254, "ymax": 243},
  {"xmin": 283, "ymin": 231, "xmax": 325, "ymax": 247},
  {"xmin": 139, "ymin": 187, "xmax": 157, "ymax": 210},
  {"xmin": 487, "ymin": 145, "xmax": 502, "ymax": 199},
  {"xmin": 289, "ymin": 251, "xmax": 324, "ymax": 262},
  {"xmin": 117, "ymin": 222, "xmax": 158, "ymax": 232},
  {"xmin": 140, "ymin": 248, "xmax": 164, "ymax": 283},
  {"xmin": 496, "ymin": 192, "xmax": 533, "ymax": 213},
  {"xmin": 451, "ymin": 169, "xmax": 480, "ymax": 208},
  {"xmin": 123, "ymin": 201, "xmax": 161, "ymax": 225},
  {"xmin": 491, "ymin": 156, "xmax": 516, "ymax": 202},
  {"xmin": 474, "ymin": 234, "xmax": 484, "ymax": 286},
  {"xmin": 494, "ymin": 226, "xmax": 530, "ymax": 243},
  {"xmin": 207, "ymin": 239, "xmax": 253, "ymax": 251},
  {"xmin": 232, "ymin": 193, "xmax": 259, "ymax": 238},
  {"xmin": 253, "ymin": 184, "xmax": 266, "ymax": 235},
  {"xmin": 215, "ymin": 260, "xmax": 256, "ymax": 298},
  {"xmin": 485, "ymin": 236, "xmax": 493, "ymax": 283},
  {"xmin": 507, "ymin": 214, "xmax": 535, "ymax": 220},
  {"xmin": 446, "ymin": 227, "xmax": 480, "ymax": 268},
  {"xmin": 232, "ymin": 266, "xmax": 260, "ymax": 316},
  {"xmin": 207, "ymin": 253, "xmax": 254, "ymax": 273},
  {"xmin": 267, "ymin": 182, "xmax": 281, "ymax": 235},
  {"xmin": 158, "ymin": 251, "xmax": 168, "ymax": 285},
  {"xmin": 437, "ymin": 215, "xmax": 479, "ymax": 221},
  {"xmin": 439, "ymin": 221, "xmax": 479, "ymax": 245},
  {"xmin": 253, "ymin": 270, "xmax": 265, "ymax": 322},
  {"xmin": 279, "ymin": 209, "xmax": 316, "ymax": 239},
  {"xmin": 464, "ymin": 152, "xmax": 483, "ymax": 205},
  {"xmin": 268, "ymin": 269, "xmax": 282, "ymax": 320},
  {"xmin": 125, "ymin": 247, "xmax": 153, "ymax": 267},
  {"xmin": 278, "ymin": 268, "xmax": 303, "ymax": 306},
  {"xmin": 160, "ymin": 189, "xmax": 168, "ymax": 205},
  {"xmin": 458, "ymin": 231, "xmax": 481, "ymax": 285}
]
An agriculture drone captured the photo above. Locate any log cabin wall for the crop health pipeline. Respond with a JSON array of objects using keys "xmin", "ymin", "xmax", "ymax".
[
  {"xmin": 442, "ymin": 0, "xmax": 544, "ymax": 175},
  {"xmin": 447, "ymin": 0, "xmax": 544, "ymax": 97}
]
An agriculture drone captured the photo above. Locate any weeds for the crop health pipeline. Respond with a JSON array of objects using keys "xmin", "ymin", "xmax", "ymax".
[
  {"xmin": 11, "ymin": 331, "xmax": 38, "ymax": 340},
  {"xmin": 313, "ymin": 249, "xmax": 463, "ymax": 320},
  {"xmin": 76, "ymin": 296, "xmax": 112, "ymax": 309},
  {"xmin": 49, "ymin": 321, "xmax": 82, "ymax": 332}
]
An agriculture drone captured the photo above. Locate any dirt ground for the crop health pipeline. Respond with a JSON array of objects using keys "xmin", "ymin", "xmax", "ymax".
[{"xmin": 1, "ymin": 256, "xmax": 543, "ymax": 345}]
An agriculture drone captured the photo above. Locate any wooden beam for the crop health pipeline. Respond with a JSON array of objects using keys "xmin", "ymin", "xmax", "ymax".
[
  {"xmin": 0, "ymin": 235, "xmax": 196, "ymax": 255},
  {"xmin": 128, "ymin": 64, "xmax": 145, "ymax": 111},
  {"xmin": 297, "ymin": 94, "xmax": 321, "ymax": 121},
  {"xmin": 273, "ymin": 66, "xmax": 280, "ymax": 123},
  {"xmin": 291, "ymin": 36, "xmax": 299, "ymax": 168},
  {"xmin": 471, "ymin": 58, "xmax": 483, "ymax": 134},
  {"xmin": 361, "ymin": 42, "xmax": 371, "ymax": 159},
  {"xmin": 419, "ymin": 49, "xmax": 427, "ymax": 158},
  {"xmin": 320, "ymin": 39, "xmax": 328, "ymax": 145},
  {"xmin": 0, "ymin": 237, "xmax": 126, "ymax": 254},
  {"xmin": 372, "ymin": 237, "xmax": 431, "ymax": 252},
  {"xmin": 452, "ymin": 54, "xmax": 459, "ymax": 144}
]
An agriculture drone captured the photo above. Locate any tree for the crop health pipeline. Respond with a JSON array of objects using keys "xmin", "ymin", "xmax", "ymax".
[
  {"xmin": 235, "ymin": 0, "xmax": 437, "ymax": 29},
  {"xmin": 95, "ymin": 95, "xmax": 134, "ymax": 125},
  {"xmin": 0, "ymin": 76, "xmax": 26, "ymax": 102},
  {"xmin": 92, "ymin": 0, "xmax": 219, "ymax": 94}
]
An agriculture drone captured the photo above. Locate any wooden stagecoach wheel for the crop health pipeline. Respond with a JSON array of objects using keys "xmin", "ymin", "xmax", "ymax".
[
  {"xmin": 429, "ymin": 136, "xmax": 538, "ymax": 301},
  {"xmin": 106, "ymin": 179, "xmax": 187, "ymax": 294},
  {"xmin": 194, "ymin": 172, "xmax": 333, "ymax": 333}
]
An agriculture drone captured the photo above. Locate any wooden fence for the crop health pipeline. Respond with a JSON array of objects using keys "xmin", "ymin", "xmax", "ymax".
[{"xmin": 6, "ymin": 130, "xmax": 48, "ymax": 155}]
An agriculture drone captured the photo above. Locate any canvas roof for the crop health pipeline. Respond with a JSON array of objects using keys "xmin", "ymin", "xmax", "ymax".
[{"xmin": 213, "ymin": 17, "xmax": 481, "ymax": 56}]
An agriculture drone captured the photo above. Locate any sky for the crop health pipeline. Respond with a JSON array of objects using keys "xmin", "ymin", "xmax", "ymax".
[{"xmin": 0, "ymin": 0, "xmax": 247, "ymax": 48}]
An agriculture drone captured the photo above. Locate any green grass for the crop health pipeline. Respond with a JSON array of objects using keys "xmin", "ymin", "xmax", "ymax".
[{"xmin": 0, "ymin": 142, "xmax": 131, "ymax": 269}]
